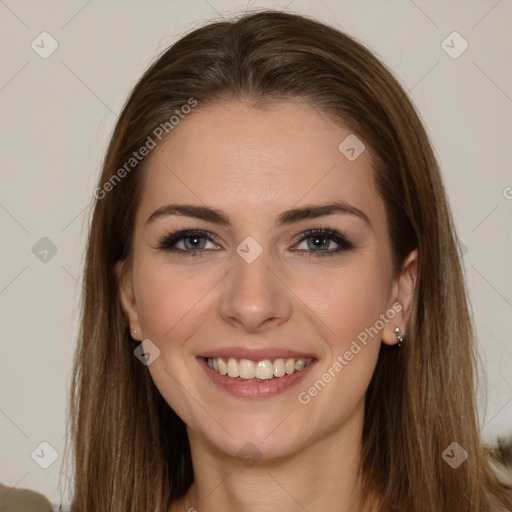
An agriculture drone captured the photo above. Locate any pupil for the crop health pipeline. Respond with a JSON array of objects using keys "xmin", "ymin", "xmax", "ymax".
[
  {"xmin": 311, "ymin": 236, "xmax": 327, "ymax": 249},
  {"xmin": 187, "ymin": 236, "xmax": 202, "ymax": 248}
]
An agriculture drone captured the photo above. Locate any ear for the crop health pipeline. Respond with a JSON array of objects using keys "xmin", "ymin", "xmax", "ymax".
[
  {"xmin": 382, "ymin": 249, "xmax": 418, "ymax": 346},
  {"xmin": 114, "ymin": 259, "xmax": 142, "ymax": 341}
]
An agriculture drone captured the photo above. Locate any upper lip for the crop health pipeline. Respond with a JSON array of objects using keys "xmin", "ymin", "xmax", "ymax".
[{"xmin": 197, "ymin": 347, "xmax": 317, "ymax": 360}]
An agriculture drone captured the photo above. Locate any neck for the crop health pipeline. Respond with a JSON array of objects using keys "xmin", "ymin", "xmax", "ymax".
[{"xmin": 172, "ymin": 402, "xmax": 375, "ymax": 512}]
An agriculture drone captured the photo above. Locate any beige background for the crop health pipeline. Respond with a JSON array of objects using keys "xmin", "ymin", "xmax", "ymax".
[{"xmin": 1, "ymin": 0, "xmax": 511, "ymax": 507}]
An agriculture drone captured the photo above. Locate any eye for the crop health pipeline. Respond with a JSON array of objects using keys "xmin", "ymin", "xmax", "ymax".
[
  {"xmin": 157, "ymin": 230, "xmax": 220, "ymax": 256},
  {"xmin": 157, "ymin": 228, "xmax": 355, "ymax": 258},
  {"xmin": 293, "ymin": 228, "xmax": 355, "ymax": 257}
]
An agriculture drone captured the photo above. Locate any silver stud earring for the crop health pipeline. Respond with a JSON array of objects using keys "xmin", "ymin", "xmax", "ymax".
[{"xmin": 394, "ymin": 326, "xmax": 404, "ymax": 348}]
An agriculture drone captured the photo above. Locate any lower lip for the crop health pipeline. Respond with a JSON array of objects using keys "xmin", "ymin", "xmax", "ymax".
[{"xmin": 197, "ymin": 357, "xmax": 318, "ymax": 399}]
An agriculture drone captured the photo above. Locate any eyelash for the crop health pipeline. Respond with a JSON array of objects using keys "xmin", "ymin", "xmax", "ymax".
[{"xmin": 157, "ymin": 228, "xmax": 355, "ymax": 258}]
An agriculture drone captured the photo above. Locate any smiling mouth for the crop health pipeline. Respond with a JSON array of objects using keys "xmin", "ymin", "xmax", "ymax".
[{"xmin": 205, "ymin": 356, "xmax": 314, "ymax": 380}]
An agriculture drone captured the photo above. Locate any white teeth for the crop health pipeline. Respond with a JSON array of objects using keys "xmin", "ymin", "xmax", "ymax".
[
  {"xmin": 255, "ymin": 360, "xmax": 273, "ymax": 380},
  {"xmin": 273, "ymin": 358, "xmax": 286, "ymax": 377},
  {"xmin": 294, "ymin": 359, "xmax": 306, "ymax": 370},
  {"xmin": 285, "ymin": 359, "xmax": 295, "ymax": 375},
  {"xmin": 217, "ymin": 358, "xmax": 228, "ymax": 375},
  {"xmin": 239, "ymin": 359, "xmax": 256, "ymax": 379},
  {"xmin": 206, "ymin": 356, "xmax": 312, "ymax": 380},
  {"xmin": 227, "ymin": 358, "xmax": 239, "ymax": 377}
]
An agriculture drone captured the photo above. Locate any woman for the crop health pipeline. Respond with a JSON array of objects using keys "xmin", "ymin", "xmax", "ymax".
[{"xmin": 68, "ymin": 10, "xmax": 512, "ymax": 511}]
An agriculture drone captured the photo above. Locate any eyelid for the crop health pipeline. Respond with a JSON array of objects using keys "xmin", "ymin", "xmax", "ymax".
[
  {"xmin": 156, "ymin": 229, "xmax": 220, "ymax": 251},
  {"xmin": 292, "ymin": 227, "xmax": 355, "ymax": 253},
  {"xmin": 157, "ymin": 226, "xmax": 355, "ymax": 256}
]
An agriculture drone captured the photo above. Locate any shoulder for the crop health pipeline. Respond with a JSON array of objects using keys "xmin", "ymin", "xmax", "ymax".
[{"xmin": 0, "ymin": 482, "xmax": 52, "ymax": 511}]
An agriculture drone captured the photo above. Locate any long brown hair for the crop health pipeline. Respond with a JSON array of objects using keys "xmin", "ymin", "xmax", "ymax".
[{"xmin": 67, "ymin": 10, "xmax": 512, "ymax": 511}]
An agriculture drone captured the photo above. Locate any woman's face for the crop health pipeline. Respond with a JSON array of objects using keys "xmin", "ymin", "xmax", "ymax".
[{"xmin": 117, "ymin": 100, "xmax": 417, "ymax": 462}]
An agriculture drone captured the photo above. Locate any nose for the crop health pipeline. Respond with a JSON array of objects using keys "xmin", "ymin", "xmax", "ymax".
[{"xmin": 218, "ymin": 247, "xmax": 293, "ymax": 334}]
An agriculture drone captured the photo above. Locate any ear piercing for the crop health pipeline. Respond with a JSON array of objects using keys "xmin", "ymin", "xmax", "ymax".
[{"xmin": 394, "ymin": 326, "xmax": 404, "ymax": 348}]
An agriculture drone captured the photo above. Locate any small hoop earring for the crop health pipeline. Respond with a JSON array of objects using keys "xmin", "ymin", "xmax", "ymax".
[{"xmin": 394, "ymin": 326, "xmax": 404, "ymax": 348}]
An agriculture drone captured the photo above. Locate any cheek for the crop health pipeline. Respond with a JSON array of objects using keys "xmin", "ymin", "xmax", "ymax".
[
  {"xmin": 291, "ymin": 264, "xmax": 388, "ymax": 421},
  {"xmin": 132, "ymin": 260, "xmax": 212, "ymax": 419},
  {"xmin": 296, "ymin": 260, "xmax": 390, "ymax": 351},
  {"xmin": 133, "ymin": 258, "xmax": 210, "ymax": 349}
]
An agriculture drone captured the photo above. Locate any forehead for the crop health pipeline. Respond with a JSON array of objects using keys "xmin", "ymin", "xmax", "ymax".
[{"xmin": 137, "ymin": 100, "xmax": 385, "ymax": 228}]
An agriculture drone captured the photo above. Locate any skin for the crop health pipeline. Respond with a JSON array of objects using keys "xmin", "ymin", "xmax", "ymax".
[{"xmin": 115, "ymin": 100, "xmax": 418, "ymax": 512}]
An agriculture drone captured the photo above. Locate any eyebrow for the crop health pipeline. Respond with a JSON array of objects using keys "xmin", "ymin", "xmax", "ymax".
[{"xmin": 146, "ymin": 201, "xmax": 372, "ymax": 229}]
